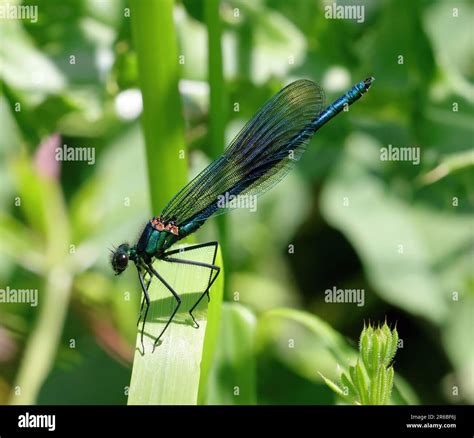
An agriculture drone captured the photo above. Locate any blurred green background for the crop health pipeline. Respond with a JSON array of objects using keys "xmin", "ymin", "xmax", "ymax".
[{"xmin": 0, "ymin": 0, "xmax": 473, "ymax": 405}]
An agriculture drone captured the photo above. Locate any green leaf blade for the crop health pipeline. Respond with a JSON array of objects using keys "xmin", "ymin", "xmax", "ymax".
[{"xmin": 128, "ymin": 245, "xmax": 224, "ymax": 405}]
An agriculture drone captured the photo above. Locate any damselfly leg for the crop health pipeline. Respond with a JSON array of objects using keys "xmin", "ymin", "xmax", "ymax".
[
  {"xmin": 137, "ymin": 273, "xmax": 151, "ymax": 327},
  {"xmin": 163, "ymin": 241, "xmax": 220, "ymax": 328},
  {"xmin": 136, "ymin": 268, "xmax": 151, "ymax": 354},
  {"xmin": 135, "ymin": 242, "xmax": 220, "ymax": 353},
  {"xmin": 135, "ymin": 263, "xmax": 182, "ymax": 354},
  {"xmin": 144, "ymin": 263, "xmax": 182, "ymax": 352}
]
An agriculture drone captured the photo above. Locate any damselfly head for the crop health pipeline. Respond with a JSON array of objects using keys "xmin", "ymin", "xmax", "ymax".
[{"xmin": 111, "ymin": 243, "xmax": 130, "ymax": 275}]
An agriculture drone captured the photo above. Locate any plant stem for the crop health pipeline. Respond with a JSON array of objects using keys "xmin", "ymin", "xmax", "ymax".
[
  {"xmin": 205, "ymin": 0, "xmax": 226, "ymax": 159},
  {"xmin": 9, "ymin": 162, "xmax": 71, "ymax": 405},
  {"xmin": 10, "ymin": 269, "xmax": 72, "ymax": 404},
  {"xmin": 205, "ymin": 0, "xmax": 229, "ymax": 296},
  {"xmin": 130, "ymin": 0, "xmax": 188, "ymax": 213}
]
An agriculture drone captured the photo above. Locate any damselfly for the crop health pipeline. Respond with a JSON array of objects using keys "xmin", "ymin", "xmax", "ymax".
[{"xmin": 111, "ymin": 77, "xmax": 374, "ymax": 352}]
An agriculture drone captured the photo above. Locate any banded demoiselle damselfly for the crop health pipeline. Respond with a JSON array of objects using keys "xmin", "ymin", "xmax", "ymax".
[{"xmin": 111, "ymin": 77, "xmax": 374, "ymax": 352}]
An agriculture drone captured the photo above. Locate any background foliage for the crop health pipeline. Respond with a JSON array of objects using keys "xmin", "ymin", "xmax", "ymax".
[{"xmin": 0, "ymin": 0, "xmax": 472, "ymax": 405}]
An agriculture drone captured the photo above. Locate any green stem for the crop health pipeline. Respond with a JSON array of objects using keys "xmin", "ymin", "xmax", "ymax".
[
  {"xmin": 9, "ymin": 160, "xmax": 71, "ymax": 404},
  {"xmin": 205, "ymin": 0, "xmax": 226, "ymax": 159},
  {"xmin": 10, "ymin": 269, "xmax": 72, "ymax": 404},
  {"xmin": 237, "ymin": 17, "xmax": 252, "ymax": 78},
  {"xmin": 205, "ymin": 0, "xmax": 229, "ymax": 297},
  {"xmin": 130, "ymin": 0, "xmax": 188, "ymax": 213}
]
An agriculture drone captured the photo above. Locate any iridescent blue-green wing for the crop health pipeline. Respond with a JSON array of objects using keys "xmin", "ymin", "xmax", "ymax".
[{"xmin": 160, "ymin": 79, "xmax": 325, "ymax": 226}]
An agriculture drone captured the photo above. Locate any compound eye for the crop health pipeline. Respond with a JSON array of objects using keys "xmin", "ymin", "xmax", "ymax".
[{"xmin": 114, "ymin": 252, "xmax": 128, "ymax": 271}]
